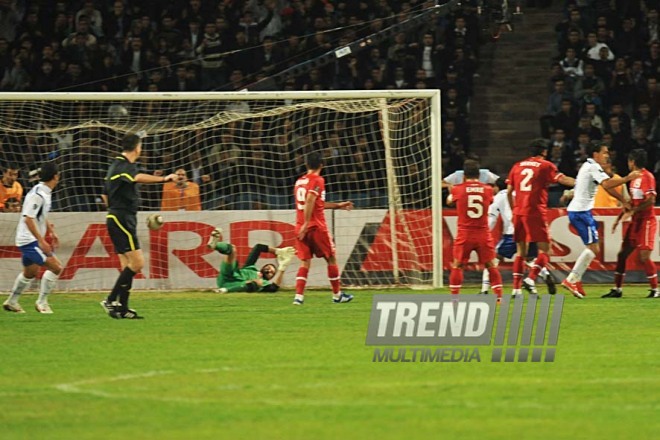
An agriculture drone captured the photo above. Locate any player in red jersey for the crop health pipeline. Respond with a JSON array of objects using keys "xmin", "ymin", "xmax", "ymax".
[
  {"xmin": 603, "ymin": 149, "xmax": 659, "ymax": 298},
  {"xmin": 447, "ymin": 159, "xmax": 504, "ymax": 300},
  {"xmin": 293, "ymin": 151, "xmax": 354, "ymax": 305},
  {"xmin": 507, "ymin": 139, "xmax": 575, "ymax": 296}
]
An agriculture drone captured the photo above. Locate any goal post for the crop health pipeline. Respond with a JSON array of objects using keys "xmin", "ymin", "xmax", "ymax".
[{"xmin": 0, "ymin": 90, "xmax": 442, "ymax": 290}]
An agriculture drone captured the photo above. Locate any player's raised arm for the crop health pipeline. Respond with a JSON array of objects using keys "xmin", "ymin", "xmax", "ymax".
[
  {"xmin": 326, "ymin": 201, "xmax": 353, "ymax": 210},
  {"xmin": 601, "ymin": 169, "xmax": 641, "ymax": 189},
  {"xmin": 135, "ymin": 172, "xmax": 178, "ymax": 184},
  {"xmin": 558, "ymin": 174, "xmax": 575, "ymax": 187}
]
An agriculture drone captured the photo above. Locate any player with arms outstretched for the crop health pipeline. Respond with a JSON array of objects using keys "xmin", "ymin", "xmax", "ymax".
[
  {"xmin": 206, "ymin": 228, "xmax": 296, "ymax": 293},
  {"xmin": 293, "ymin": 151, "xmax": 354, "ymax": 305},
  {"xmin": 3, "ymin": 163, "xmax": 62, "ymax": 314},
  {"xmin": 507, "ymin": 139, "xmax": 575, "ymax": 296},
  {"xmin": 447, "ymin": 159, "xmax": 504, "ymax": 300},
  {"xmin": 603, "ymin": 149, "xmax": 658, "ymax": 298},
  {"xmin": 561, "ymin": 143, "xmax": 639, "ymax": 298}
]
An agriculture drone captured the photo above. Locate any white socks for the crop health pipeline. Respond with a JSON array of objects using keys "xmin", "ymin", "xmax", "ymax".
[
  {"xmin": 38, "ymin": 270, "xmax": 59, "ymax": 304},
  {"xmin": 8, "ymin": 273, "xmax": 33, "ymax": 304},
  {"xmin": 567, "ymin": 249, "xmax": 596, "ymax": 283},
  {"xmin": 481, "ymin": 269, "xmax": 490, "ymax": 293}
]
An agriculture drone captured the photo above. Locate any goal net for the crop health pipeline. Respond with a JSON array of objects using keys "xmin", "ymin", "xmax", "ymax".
[{"xmin": 0, "ymin": 91, "xmax": 441, "ymax": 291}]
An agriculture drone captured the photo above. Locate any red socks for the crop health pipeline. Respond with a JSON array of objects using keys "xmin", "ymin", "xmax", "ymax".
[
  {"xmin": 512, "ymin": 256, "xmax": 524, "ymax": 290},
  {"xmin": 295, "ymin": 267, "xmax": 309, "ymax": 295},
  {"xmin": 328, "ymin": 264, "xmax": 340, "ymax": 294},
  {"xmin": 449, "ymin": 268, "xmax": 463, "ymax": 295},
  {"xmin": 487, "ymin": 266, "xmax": 503, "ymax": 297},
  {"xmin": 528, "ymin": 252, "xmax": 549, "ymax": 281},
  {"xmin": 645, "ymin": 259, "xmax": 658, "ymax": 289}
]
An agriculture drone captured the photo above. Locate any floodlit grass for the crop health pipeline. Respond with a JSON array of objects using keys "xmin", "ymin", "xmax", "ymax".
[{"xmin": 1, "ymin": 287, "xmax": 659, "ymax": 440}]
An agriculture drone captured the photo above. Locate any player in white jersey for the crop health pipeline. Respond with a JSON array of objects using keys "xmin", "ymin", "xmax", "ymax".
[
  {"xmin": 480, "ymin": 179, "xmax": 554, "ymax": 295},
  {"xmin": 3, "ymin": 163, "xmax": 63, "ymax": 314},
  {"xmin": 443, "ymin": 168, "xmax": 499, "ymax": 187},
  {"xmin": 561, "ymin": 143, "xmax": 639, "ymax": 298}
]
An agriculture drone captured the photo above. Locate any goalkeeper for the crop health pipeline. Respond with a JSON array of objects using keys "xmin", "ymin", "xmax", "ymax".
[{"xmin": 206, "ymin": 228, "xmax": 296, "ymax": 293}]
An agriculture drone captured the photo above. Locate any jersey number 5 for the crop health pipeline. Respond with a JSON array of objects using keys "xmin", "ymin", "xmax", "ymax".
[
  {"xmin": 520, "ymin": 168, "xmax": 534, "ymax": 192},
  {"xmin": 467, "ymin": 194, "xmax": 484, "ymax": 218}
]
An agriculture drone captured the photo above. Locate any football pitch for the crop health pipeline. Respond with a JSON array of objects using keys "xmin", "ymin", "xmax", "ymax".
[{"xmin": 1, "ymin": 287, "xmax": 658, "ymax": 440}]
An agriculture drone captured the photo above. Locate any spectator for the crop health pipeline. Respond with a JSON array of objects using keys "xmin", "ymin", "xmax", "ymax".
[
  {"xmin": 0, "ymin": 164, "xmax": 23, "ymax": 212},
  {"xmin": 584, "ymin": 31, "xmax": 614, "ymax": 61},
  {"xmin": 559, "ymin": 29, "xmax": 584, "ymax": 61},
  {"xmin": 640, "ymin": 8, "xmax": 659, "ymax": 45},
  {"xmin": 413, "ymin": 31, "xmax": 442, "ymax": 86},
  {"xmin": 0, "ymin": 0, "xmax": 25, "ymax": 43},
  {"xmin": 156, "ymin": 15, "xmax": 182, "ymax": 53},
  {"xmin": 609, "ymin": 57, "xmax": 634, "ymax": 110},
  {"xmin": 75, "ymin": 1, "xmax": 103, "ymax": 38},
  {"xmin": 161, "ymin": 168, "xmax": 201, "ymax": 211},
  {"xmin": 576, "ymin": 114, "xmax": 603, "ymax": 142},
  {"xmin": 553, "ymin": 99, "xmax": 580, "ymax": 139},
  {"xmin": 0, "ymin": 55, "xmax": 30, "ymax": 90},
  {"xmin": 62, "ymin": 16, "xmax": 97, "ymax": 49},
  {"xmin": 196, "ymin": 21, "xmax": 227, "ymax": 90},
  {"xmin": 612, "ymin": 17, "xmax": 639, "ymax": 60},
  {"xmin": 31, "ymin": 60, "xmax": 59, "ymax": 91},
  {"xmin": 584, "ymin": 102, "xmax": 605, "ymax": 131},
  {"xmin": 634, "ymin": 76, "xmax": 660, "ymax": 118},
  {"xmin": 547, "ymin": 79, "xmax": 572, "ymax": 115},
  {"xmin": 104, "ymin": 0, "xmax": 131, "ymax": 45}
]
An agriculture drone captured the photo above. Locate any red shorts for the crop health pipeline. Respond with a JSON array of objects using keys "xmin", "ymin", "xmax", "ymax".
[
  {"xmin": 513, "ymin": 214, "xmax": 550, "ymax": 243},
  {"xmin": 453, "ymin": 231, "xmax": 496, "ymax": 264},
  {"xmin": 296, "ymin": 227, "xmax": 336, "ymax": 260},
  {"xmin": 624, "ymin": 216, "xmax": 657, "ymax": 251}
]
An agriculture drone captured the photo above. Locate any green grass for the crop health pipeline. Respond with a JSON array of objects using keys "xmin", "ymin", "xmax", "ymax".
[{"xmin": 1, "ymin": 287, "xmax": 659, "ymax": 440}]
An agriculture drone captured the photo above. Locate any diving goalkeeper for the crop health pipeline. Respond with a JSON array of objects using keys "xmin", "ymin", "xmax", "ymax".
[{"xmin": 207, "ymin": 228, "xmax": 296, "ymax": 293}]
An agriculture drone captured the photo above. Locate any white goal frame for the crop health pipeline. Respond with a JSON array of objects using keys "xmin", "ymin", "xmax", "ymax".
[{"xmin": 0, "ymin": 90, "xmax": 443, "ymax": 288}]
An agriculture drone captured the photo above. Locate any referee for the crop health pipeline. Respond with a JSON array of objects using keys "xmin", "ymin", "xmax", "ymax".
[{"xmin": 101, "ymin": 133, "xmax": 177, "ymax": 319}]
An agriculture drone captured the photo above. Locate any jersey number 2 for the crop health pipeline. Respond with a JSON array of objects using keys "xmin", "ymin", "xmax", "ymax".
[
  {"xmin": 467, "ymin": 194, "xmax": 484, "ymax": 218},
  {"xmin": 520, "ymin": 168, "xmax": 534, "ymax": 192}
]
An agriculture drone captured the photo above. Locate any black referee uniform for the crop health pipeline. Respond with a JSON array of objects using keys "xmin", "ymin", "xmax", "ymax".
[{"xmin": 105, "ymin": 156, "xmax": 140, "ymax": 254}]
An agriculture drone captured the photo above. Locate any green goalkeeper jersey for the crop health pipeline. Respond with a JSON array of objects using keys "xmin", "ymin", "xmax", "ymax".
[{"xmin": 216, "ymin": 261, "xmax": 275, "ymax": 293}]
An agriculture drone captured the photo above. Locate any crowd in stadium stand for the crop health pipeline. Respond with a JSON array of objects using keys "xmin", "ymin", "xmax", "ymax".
[
  {"xmin": 9, "ymin": 1, "xmax": 659, "ymax": 211},
  {"xmin": 544, "ymin": 0, "xmax": 660, "ymax": 205},
  {"xmin": 0, "ymin": 0, "xmax": 484, "ymax": 211}
]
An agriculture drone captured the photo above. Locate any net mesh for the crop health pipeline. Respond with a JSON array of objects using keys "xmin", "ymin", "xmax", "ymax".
[{"xmin": 0, "ymin": 93, "xmax": 437, "ymax": 290}]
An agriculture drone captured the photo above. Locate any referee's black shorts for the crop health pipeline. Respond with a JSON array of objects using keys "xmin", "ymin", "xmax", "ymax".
[{"xmin": 106, "ymin": 212, "xmax": 140, "ymax": 254}]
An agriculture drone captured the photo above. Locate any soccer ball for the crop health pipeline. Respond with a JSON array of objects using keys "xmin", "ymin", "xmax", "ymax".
[
  {"xmin": 146, "ymin": 214, "xmax": 164, "ymax": 231},
  {"xmin": 108, "ymin": 104, "xmax": 129, "ymax": 118}
]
